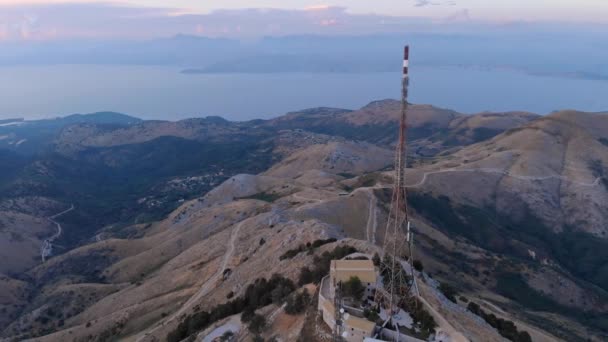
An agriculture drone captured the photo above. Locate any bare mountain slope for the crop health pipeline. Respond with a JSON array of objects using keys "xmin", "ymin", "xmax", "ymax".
[
  {"xmin": 0, "ymin": 197, "xmax": 64, "ymax": 274},
  {"xmin": 265, "ymin": 141, "xmax": 393, "ymax": 178},
  {"xmin": 426, "ymin": 111, "xmax": 541, "ymax": 148},
  {"xmin": 265, "ymin": 100, "xmax": 462, "ymax": 146},
  {"xmin": 267, "ymin": 100, "xmax": 540, "ymax": 155},
  {"xmin": 54, "ymin": 117, "xmax": 239, "ymax": 154},
  {"xmin": 411, "ymin": 110, "xmax": 608, "ymax": 237},
  {"xmin": 51, "ymin": 100, "xmax": 538, "ymax": 159},
  {"xmin": 1, "ymin": 171, "xmax": 519, "ymax": 342}
]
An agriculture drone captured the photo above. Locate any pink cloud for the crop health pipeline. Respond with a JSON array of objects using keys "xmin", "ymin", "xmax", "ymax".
[
  {"xmin": 319, "ymin": 18, "xmax": 338, "ymax": 26},
  {"xmin": 0, "ymin": 2, "xmax": 605, "ymax": 42}
]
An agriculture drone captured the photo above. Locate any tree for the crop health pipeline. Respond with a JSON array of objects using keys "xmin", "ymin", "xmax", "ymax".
[
  {"xmin": 298, "ymin": 267, "xmax": 314, "ymax": 286},
  {"xmin": 248, "ymin": 314, "xmax": 267, "ymax": 334},
  {"xmin": 285, "ymin": 290, "xmax": 310, "ymax": 315},
  {"xmin": 372, "ymin": 253, "xmax": 381, "ymax": 266},
  {"xmin": 271, "ymin": 284, "xmax": 292, "ymax": 305},
  {"xmin": 342, "ymin": 276, "xmax": 365, "ymax": 300}
]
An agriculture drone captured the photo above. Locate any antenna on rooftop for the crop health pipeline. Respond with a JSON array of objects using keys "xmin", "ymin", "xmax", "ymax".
[{"xmin": 333, "ymin": 278, "xmax": 344, "ymax": 341}]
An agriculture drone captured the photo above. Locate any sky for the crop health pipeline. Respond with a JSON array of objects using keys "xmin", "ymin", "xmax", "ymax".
[
  {"xmin": 1, "ymin": 0, "xmax": 607, "ymax": 21},
  {"xmin": 0, "ymin": 0, "xmax": 607, "ymax": 41}
]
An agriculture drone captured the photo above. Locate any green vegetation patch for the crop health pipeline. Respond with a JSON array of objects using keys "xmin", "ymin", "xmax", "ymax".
[
  {"xmin": 238, "ymin": 191, "xmax": 283, "ymax": 203},
  {"xmin": 279, "ymin": 238, "xmax": 337, "ymax": 260},
  {"xmin": 409, "ymin": 191, "xmax": 608, "ymax": 294},
  {"xmin": 398, "ymin": 297, "xmax": 437, "ymax": 339},
  {"xmin": 409, "ymin": 191, "xmax": 608, "ymax": 333},
  {"xmin": 495, "ymin": 272, "xmax": 563, "ymax": 312},
  {"xmin": 337, "ymin": 172, "xmax": 356, "ymax": 179},
  {"xmin": 167, "ymin": 274, "xmax": 295, "ymax": 342},
  {"xmin": 297, "ymin": 245, "xmax": 358, "ymax": 285},
  {"xmin": 467, "ymin": 301, "xmax": 532, "ymax": 342},
  {"xmin": 472, "ymin": 127, "xmax": 503, "ymax": 143}
]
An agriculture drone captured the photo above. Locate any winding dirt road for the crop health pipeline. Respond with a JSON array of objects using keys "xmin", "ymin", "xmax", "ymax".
[
  {"xmin": 406, "ymin": 168, "xmax": 600, "ymax": 188},
  {"xmin": 136, "ymin": 218, "xmax": 246, "ymax": 341},
  {"xmin": 365, "ymin": 190, "xmax": 378, "ymax": 244},
  {"xmin": 41, "ymin": 204, "xmax": 74, "ymax": 263},
  {"xmin": 292, "ymin": 192, "xmax": 324, "ymax": 203}
]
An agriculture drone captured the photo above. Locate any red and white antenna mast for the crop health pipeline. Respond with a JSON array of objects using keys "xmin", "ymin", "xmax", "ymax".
[{"xmin": 378, "ymin": 46, "xmax": 415, "ymax": 324}]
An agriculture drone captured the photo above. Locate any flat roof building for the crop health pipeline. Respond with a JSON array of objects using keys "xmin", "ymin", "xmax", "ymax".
[{"xmin": 330, "ymin": 260, "xmax": 377, "ymax": 284}]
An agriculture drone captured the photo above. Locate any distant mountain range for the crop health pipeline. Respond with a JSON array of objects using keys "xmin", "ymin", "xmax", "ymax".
[{"xmin": 2, "ymin": 33, "xmax": 607, "ymax": 79}]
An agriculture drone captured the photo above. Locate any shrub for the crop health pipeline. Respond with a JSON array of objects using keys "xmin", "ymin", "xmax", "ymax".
[
  {"xmin": 220, "ymin": 331, "xmax": 234, "ymax": 341},
  {"xmin": 402, "ymin": 298, "xmax": 437, "ymax": 338},
  {"xmin": 467, "ymin": 301, "xmax": 481, "ymax": 315},
  {"xmin": 280, "ymin": 245, "xmax": 305, "ymax": 260},
  {"xmin": 439, "ymin": 282, "xmax": 458, "ymax": 303},
  {"xmin": 364, "ymin": 308, "xmax": 380, "ymax": 322},
  {"xmin": 517, "ymin": 331, "xmax": 533, "ymax": 342},
  {"xmin": 298, "ymin": 267, "xmax": 314, "ymax": 286},
  {"xmin": 241, "ymin": 307, "xmax": 255, "ymax": 323}
]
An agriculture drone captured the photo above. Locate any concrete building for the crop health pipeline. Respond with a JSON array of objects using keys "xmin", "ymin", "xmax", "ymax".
[{"xmin": 319, "ymin": 259, "xmax": 379, "ymax": 342}]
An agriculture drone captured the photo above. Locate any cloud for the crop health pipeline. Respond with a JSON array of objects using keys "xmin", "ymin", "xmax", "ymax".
[
  {"xmin": 414, "ymin": 0, "xmax": 456, "ymax": 8},
  {"xmin": 0, "ymin": 2, "xmax": 603, "ymax": 42},
  {"xmin": 0, "ymin": 3, "xmax": 180, "ymax": 40},
  {"xmin": 0, "ymin": 3, "xmax": 421, "ymax": 40},
  {"xmin": 443, "ymin": 8, "xmax": 471, "ymax": 23},
  {"xmin": 304, "ymin": 4, "xmax": 333, "ymax": 11}
]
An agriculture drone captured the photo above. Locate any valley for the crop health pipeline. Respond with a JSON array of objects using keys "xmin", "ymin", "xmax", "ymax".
[{"xmin": 0, "ymin": 100, "xmax": 607, "ymax": 341}]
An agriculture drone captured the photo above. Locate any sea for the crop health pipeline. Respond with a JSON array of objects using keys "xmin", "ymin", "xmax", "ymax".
[{"xmin": 1, "ymin": 65, "xmax": 607, "ymax": 121}]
